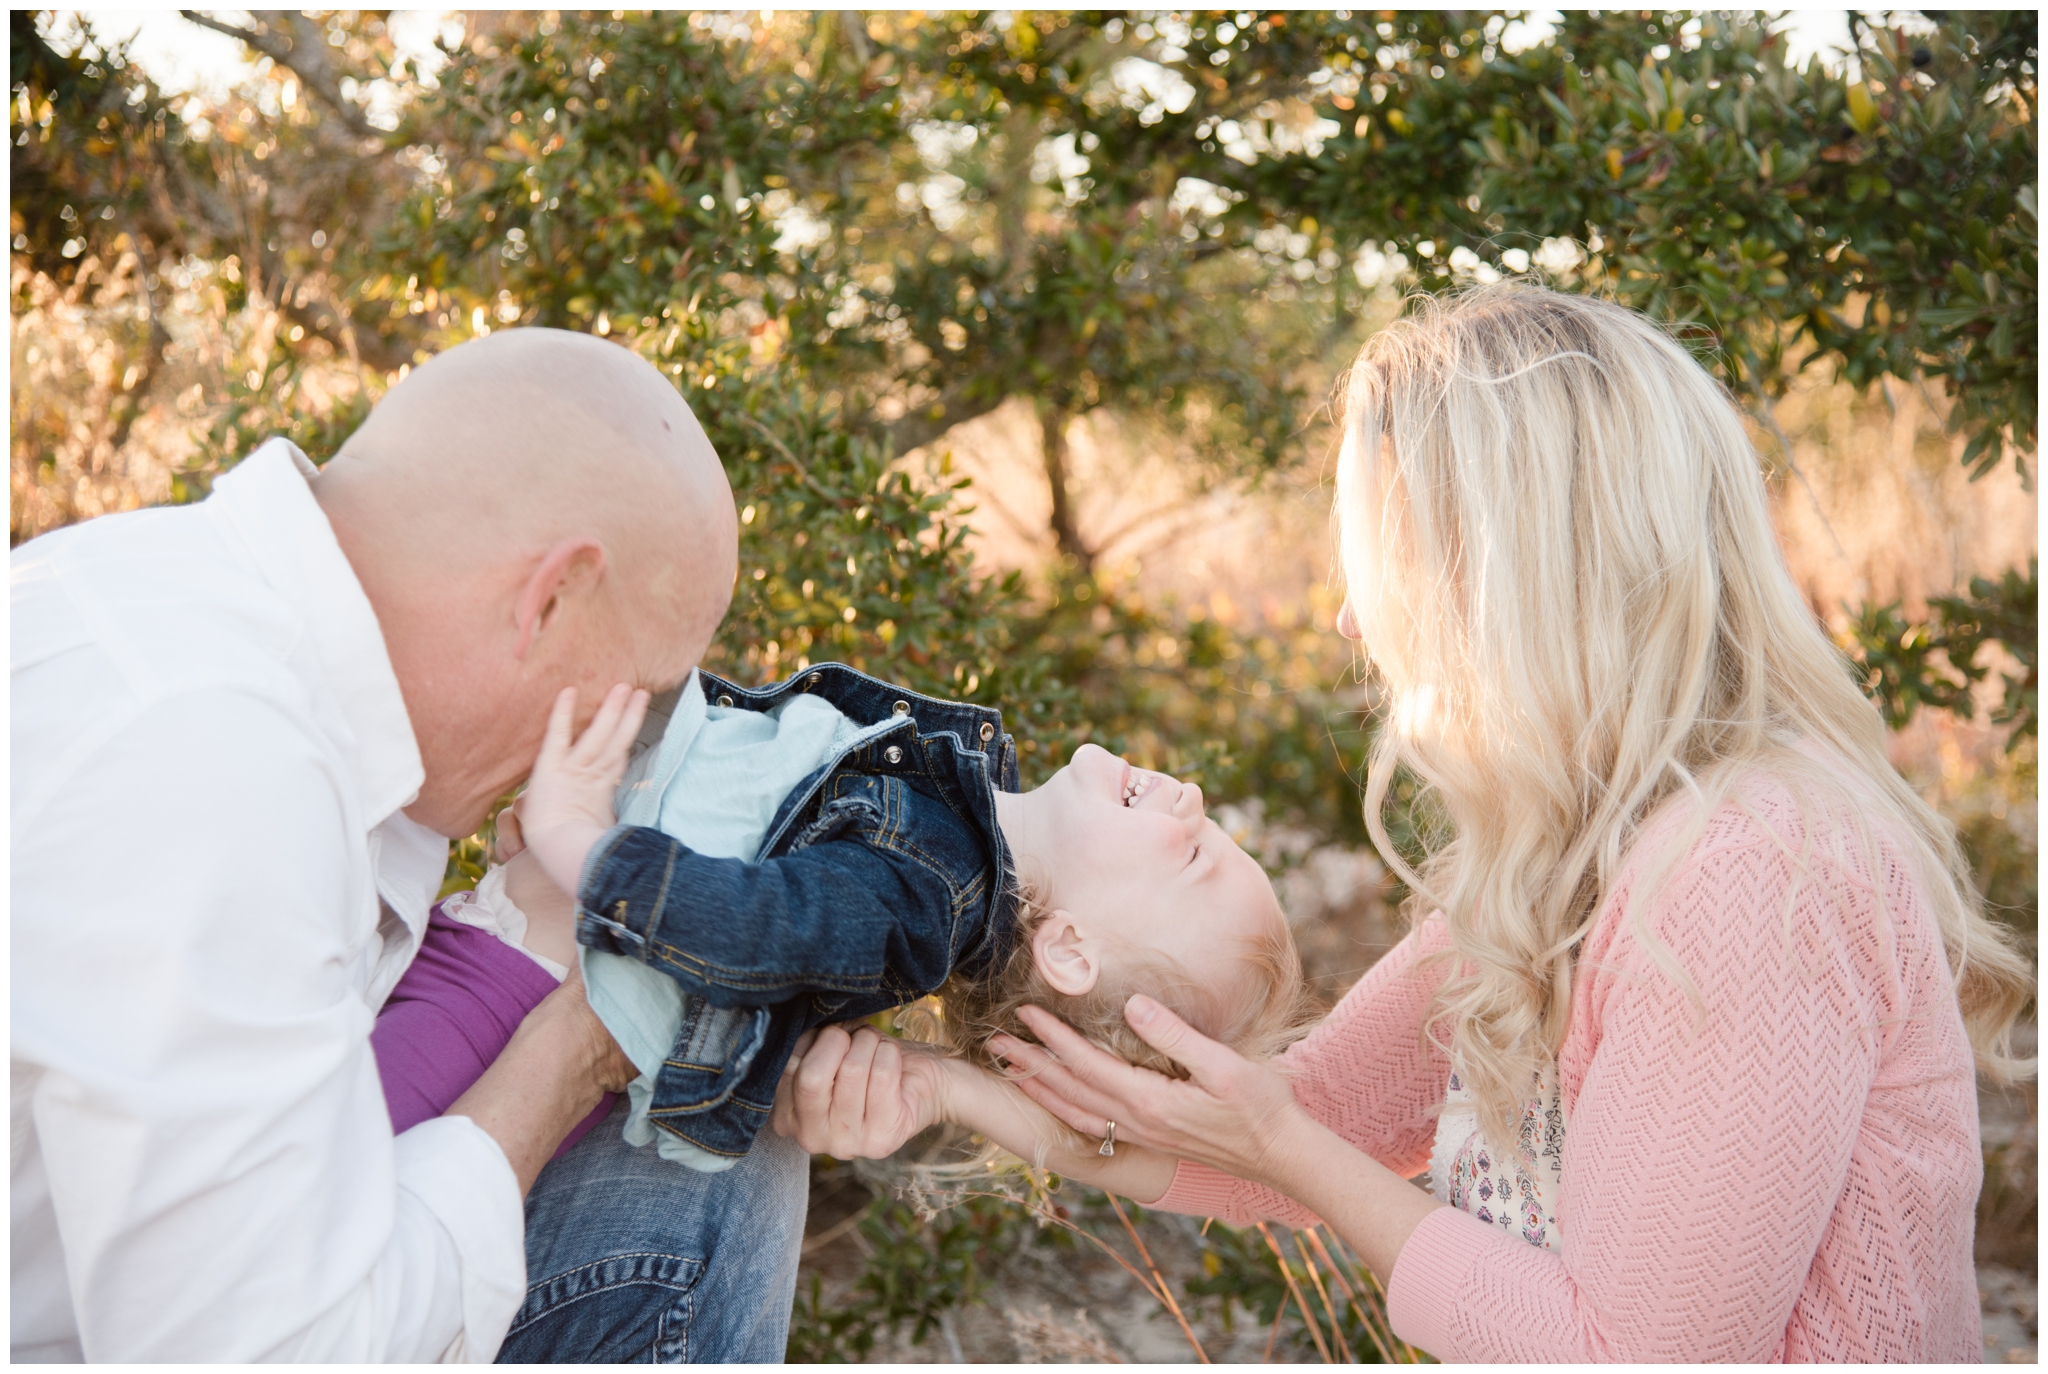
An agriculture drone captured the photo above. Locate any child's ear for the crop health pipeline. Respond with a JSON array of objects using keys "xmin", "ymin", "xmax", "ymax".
[{"xmin": 1029, "ymin": 910, "xmax": 1100, "ymax": 997}]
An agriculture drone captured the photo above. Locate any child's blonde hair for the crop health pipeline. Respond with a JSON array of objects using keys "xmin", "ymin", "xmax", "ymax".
[{"xmin": 939, "ymin": 885, "xmax": 1320, "ymax": 1077}]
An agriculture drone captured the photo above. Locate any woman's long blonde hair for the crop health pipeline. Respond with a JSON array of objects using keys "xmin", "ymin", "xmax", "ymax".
[{"xmin": 1336, "ymin": 284, "xmax": 2034, "ymax": 1149}]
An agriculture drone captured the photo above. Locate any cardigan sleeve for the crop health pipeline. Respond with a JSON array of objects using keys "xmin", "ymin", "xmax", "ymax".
[
  {"xmin": 1150, "ymin": 915, "xmax": 1455, "ymax": 1227},
  {"xmin": 1385, "ymin": 811, "xmax": 1898, "ymax": 1362}
]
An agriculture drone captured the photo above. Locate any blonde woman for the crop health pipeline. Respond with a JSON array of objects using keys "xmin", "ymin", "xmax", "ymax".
[{"xmin": 774, "ymin": 285, "xmax": 2033, "ymax": 1362}]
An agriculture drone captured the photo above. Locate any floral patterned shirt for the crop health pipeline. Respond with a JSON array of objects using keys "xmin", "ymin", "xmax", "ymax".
[{"xmin": 1427, "ymin": 1067, "xmax": 1567, "ymax": 1252}]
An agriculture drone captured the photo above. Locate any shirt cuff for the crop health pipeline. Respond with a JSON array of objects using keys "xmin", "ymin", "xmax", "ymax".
[
  {"xmin": 1386, "ymin": 1206, "xmax": 1498, "ymax": 1360},
  {"xmin": 1152, "ymin": 1158, "xmax": 1246, "ymax": 1219},
  {"xmin": 577, "ymin": 823, "xmax": 637, "ymax": 907},
  {"xmin": 393, "ymin": 1115, "xmax": 526, "ymax": 1363},
  {"xmin": 1149, "ymin": 1158, "xmax": 1320, "ymax": 1230}
]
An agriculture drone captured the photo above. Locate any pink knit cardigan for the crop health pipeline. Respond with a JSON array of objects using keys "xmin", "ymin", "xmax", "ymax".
[{"xmin": 1155, "ymin": 773, "xmax": 1986, "ymax": 1362}]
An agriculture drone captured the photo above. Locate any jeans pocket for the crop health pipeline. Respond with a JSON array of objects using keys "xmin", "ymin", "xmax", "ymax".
[
  {"xmin": 502, "ymin": 1251, "xmax": 707, "ymax": 1364},
  {"xmin": 787, "ymin": 790, "xmax": 883, "ymax": 851}
]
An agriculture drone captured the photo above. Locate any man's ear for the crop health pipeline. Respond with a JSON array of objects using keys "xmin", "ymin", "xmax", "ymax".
[
  {"xmin": 1029, "ymin": 910, "xmax": 1100, "ymax": 997},
  {"xmin": 513, "ymin": 538, "xmax": 607, "ymax": 662}
]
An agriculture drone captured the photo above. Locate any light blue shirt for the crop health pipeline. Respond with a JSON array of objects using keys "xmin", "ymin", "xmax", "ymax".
[{"xmin": 583, "ymin": 672, "xmax": 891, "ymax": 1170}]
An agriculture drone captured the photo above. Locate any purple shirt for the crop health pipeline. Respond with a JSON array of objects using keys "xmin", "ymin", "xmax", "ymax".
[{"xmin": 371, "ymin": 907, "xmax": 613, "ymax": 1159}]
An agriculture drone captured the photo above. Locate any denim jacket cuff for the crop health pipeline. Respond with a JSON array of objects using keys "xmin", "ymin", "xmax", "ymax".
[
  {"xmin": 576, "ymin": 822, "xmax": 647, "ymax": 954},
  {"xmin": 580, "ymin": 822, "xmax": 635, "ymax": 892}
]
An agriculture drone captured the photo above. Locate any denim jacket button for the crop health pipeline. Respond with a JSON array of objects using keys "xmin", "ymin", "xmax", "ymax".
[
  {"xmin": 892, "ymin": 700, "xmax": 910, "ymax": 716},
  {"xmin": 979, "ymin": 722, "xmax": 995, "ymax": 742},
  {"xmin": 716, "ymin": 694, "xmax": 734, "ymax": 708},
  {"xmin": 883, "ymin": 745, "xmax": 904, "ymax": 764},
  {"xmin": 805, "ymin": 672, "xmax": 822, "ymax": 689}
]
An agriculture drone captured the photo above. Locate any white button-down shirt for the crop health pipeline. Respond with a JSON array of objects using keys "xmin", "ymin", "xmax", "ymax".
[{"xmin": 11, "ymin": 441, "xmax": 525, "ymax": 1362}]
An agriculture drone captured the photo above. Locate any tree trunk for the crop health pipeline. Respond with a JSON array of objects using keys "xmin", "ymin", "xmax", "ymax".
[{"xmin": 1038, "ymin": 402, "xmax": 1093, "ymax": 572}]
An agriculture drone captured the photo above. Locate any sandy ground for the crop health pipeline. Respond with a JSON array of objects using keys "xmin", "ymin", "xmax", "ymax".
[{"xmin": 1977, "ymin": 1026, "xmax": 2039, "ymax": 1364}]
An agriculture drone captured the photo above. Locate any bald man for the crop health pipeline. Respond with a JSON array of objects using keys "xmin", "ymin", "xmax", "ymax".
[{"xmin": 12, "ymin": 330, "xmax": 808, "ymax": 1362}]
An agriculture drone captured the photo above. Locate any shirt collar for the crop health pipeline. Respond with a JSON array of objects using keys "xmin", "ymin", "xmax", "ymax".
[
  {"xmin": 616, "ymin": 671, "xmax": 708, "ymax": 827},
  {"xmin": 204, "ymin": 439, "xmax": 426, "ymax": 828}
]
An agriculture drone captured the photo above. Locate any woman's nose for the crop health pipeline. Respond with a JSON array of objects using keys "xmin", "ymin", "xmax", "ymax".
[
  {"xmin": 1174, "ymin": 780, "xmax": 1206, "ymax": 821},
  {"xmin": 1336, "ymin": 598, "xmax": 1362, "ymax": 641}
]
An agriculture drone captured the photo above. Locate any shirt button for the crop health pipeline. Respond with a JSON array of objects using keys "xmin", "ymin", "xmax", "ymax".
[
  {"xmin": 716, "ymin": 694, "xmax": 734, "ymax": 708},
  {"xmin": 892, "ymin": 700, "xmax": 910, "ymax": 716},
  {"xmin": 979, "ymin": 722, "xmax": 995, "ymax": 742},
  {"xmin": 883, "ymin": 745, "xmax": 904, "ymax": 764},
  {"xmin": 806, "ymin": 672, "xmax": 822, "ymax": 689}
]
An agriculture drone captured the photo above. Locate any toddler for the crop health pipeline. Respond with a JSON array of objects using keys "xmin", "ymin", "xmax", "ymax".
[{"xmin": 374, "ymin": 663, "xmax": 1312, "ymax": 1169}]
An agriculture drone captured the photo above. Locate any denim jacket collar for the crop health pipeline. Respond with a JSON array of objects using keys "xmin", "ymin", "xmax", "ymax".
[{"xmin": 633, "ymin": 661, "xmax": 1020, "ymax": 881}]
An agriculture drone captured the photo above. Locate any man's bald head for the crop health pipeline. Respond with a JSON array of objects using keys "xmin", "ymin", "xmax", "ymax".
[
  {"xmin": 328, "ymin": 328, "xmax": 736, "ymax": 635},
  {"xmin": 313, "ymin": 328, "xmax": 739, "ymax": 835}
]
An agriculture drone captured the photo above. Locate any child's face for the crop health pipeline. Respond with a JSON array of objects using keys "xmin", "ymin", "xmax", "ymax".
[{"xmin": 1027, "ymin": 744, "xmax": 1283, "ymax": 1001}]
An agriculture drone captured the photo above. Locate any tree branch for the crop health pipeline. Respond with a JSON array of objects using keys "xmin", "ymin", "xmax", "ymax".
[
  {"xmin": 105, "ymin": 230, "xmax": 174, "ymax": 455},
  {"xmin": 1748, "ymin": 385, "xmax": 1854, "ymax": 576},
  {"xmin": 1037, "ymin": 400, "xmax": 1094, "ymax": 569},
  {"xmin": 153, "ymin": 127, "xmax": 418, "ymax": 371},
  {"xmin": 880, "ymin": 382, "xmax": 1008, "ymax": 457},
  {"xmin": 259, "ymin": 244, "xmax": 420, "ymax": 373},
  {"xmin": 178, "ymin": 10, "xmax": 379, "ymax": 138},
  {"xmin": 1091, "ymin": 489, "xmax": 1212, "ymax": 557}
]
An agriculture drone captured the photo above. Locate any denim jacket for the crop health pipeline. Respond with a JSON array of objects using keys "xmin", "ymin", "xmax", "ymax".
[{"xmin": 575, "ymin": 663, "xmax": 1021, "ymax": 1161}]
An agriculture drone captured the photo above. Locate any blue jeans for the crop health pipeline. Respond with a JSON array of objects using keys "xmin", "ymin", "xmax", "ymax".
[{"xmin": 498, "ymin": 1101, "xmax": 809, "ymax": 1363}]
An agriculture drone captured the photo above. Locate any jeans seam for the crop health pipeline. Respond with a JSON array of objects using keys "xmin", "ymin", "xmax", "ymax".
[
  {"xmin": 655, "ymin": 1285, "xmax": 695, "ymax": 1363},
  {"xmin": 509, "ymin": 1251, "xmax": 705, "ymax": 1338},
  {"xmin": 643, "ymin": 950, "xmax": 889, "ymax": 995}
]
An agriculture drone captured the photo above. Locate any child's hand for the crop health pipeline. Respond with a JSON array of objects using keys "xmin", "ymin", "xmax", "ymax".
[
  {"xmin": 770, "ymin": 1025, "xmax": 947, "ymax": 1160},
  {"xmin": 519, "ymin": 683, "xmax": 649, "ymax": 902}
]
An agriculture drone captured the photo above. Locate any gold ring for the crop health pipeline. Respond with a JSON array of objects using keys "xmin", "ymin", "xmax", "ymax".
[{"xmin": 1099, "ymin": 1120, "xmax": 1117, "ymax": 1157}]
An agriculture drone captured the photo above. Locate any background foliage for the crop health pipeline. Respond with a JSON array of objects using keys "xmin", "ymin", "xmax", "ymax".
[{"xmin": 13, "ymin": 8, "xmax": 2036, "ymax": 1359}]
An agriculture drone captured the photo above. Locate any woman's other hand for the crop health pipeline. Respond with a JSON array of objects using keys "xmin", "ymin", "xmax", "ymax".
[
  {"xmin": 993, "ymin": 996, "xmax": 1310, "ymax": 1191},
  {"xmin": 771, "ymin": 1025, "xmax": 947, "ymax": 1160},
  {"xmin": 492, "ymin": 797, "xmax": 526, "ymax": 862}
]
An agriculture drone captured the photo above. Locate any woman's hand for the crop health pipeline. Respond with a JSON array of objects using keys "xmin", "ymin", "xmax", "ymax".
[
  {"xmin": 770, "ymin": 1025, "xmax": 948, "ymax": 1160},
  {"xmin": 772, "ymin": 1026, "xmax": 1184, "ymax": 1202},
  {"xmin": 492, "ymin": 797, "xmax": 527, "ymax": 862},
  {"xmin": 993, "ymin": 996, "xmax": 1313, "ymax": 1191},
  {"xmin": 518, "ymin": 683, "xmax": 648, "ymax": 899}
]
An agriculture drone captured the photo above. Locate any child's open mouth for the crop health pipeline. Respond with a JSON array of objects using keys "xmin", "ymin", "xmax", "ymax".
[{"xmin": 1121, "ymin": 763, "xmax": 1154, "ymax": 807}]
